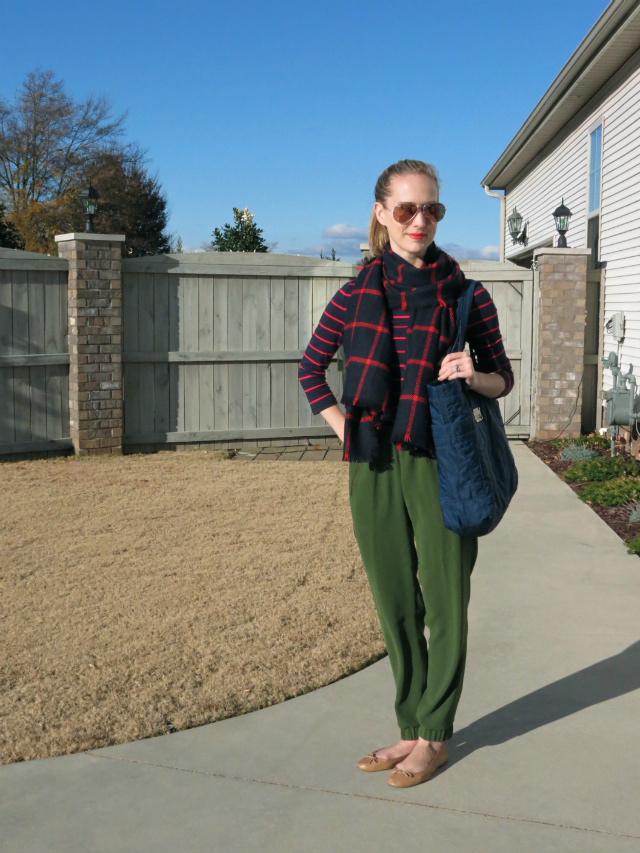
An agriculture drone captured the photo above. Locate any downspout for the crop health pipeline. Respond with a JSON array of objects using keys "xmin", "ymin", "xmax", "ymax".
[{"xmin": 484, "ymin": 185, "xmax": 505, "ymax": 263}]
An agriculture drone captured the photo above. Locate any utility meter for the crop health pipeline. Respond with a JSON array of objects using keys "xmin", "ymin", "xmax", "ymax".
[
  {"xmin": 601, "ymin": 352, "xmax": 640, "ymax": 456},
  {"xmin": 606, "ymin": 312, "xmax": 625, "ymax": 343}
]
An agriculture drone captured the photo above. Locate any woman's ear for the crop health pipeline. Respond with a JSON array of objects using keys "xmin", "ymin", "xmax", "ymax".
[{"xmin": 374, "ymin": 201, "xmax": 386, "ymax": 226}]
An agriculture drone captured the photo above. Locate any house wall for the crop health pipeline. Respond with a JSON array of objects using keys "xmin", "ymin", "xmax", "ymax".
[{"xmin": 504, "ymin": 59, "xmax": 640, "ymax": 397}]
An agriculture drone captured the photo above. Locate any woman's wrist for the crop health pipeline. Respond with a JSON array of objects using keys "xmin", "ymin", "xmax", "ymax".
[
  {"xmin": 467, "ymin": 370, "xmax": 506, "ymax": 399},
  {"xmin": 320, "ymin": 404, "xmax": 346, "ymax": 444}
]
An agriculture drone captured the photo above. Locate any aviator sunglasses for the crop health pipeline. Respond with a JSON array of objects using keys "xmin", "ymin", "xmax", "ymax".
[{"xmin": 386, "ymin": 202, "xmax": 446, "ymax": 224}]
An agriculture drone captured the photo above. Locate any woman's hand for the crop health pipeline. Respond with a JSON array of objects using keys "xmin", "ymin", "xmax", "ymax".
[
  {"xmin": 438, "ymin": 352, "xmax": 506, "ymax": 399},
  {"xmin": 438, "ymin": 351, "xmax": 476, "ymax": 387}
]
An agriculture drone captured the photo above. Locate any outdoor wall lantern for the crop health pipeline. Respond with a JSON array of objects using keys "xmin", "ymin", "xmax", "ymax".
[
  {"xmin": 507, "ymin": 207, "xmax": 527, "ymax": 245},
  {"xmin": 553, "ymin": 199, "xmax": 572, "ymax": 248},
  {"xmin": 80, "ymin": 183, "xmax": 99, "ymax": 233}
]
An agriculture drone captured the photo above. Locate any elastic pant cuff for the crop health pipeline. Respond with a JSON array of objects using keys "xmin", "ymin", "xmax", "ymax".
[
  {"xmin": 400, "ymin": 726, "xmax": 419, "ymax": 740},
  {"xmin": 419, "ymin": 726, "xmax": 453, "ymax": 742}
]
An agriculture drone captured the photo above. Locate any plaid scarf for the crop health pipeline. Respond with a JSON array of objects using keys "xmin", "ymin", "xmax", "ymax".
[{"xmin": 341, "ymin": 243, "xmax": 467, "ymax": 462}]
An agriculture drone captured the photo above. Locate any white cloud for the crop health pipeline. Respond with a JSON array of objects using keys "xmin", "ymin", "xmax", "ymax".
[
  {"xmin": 285, "ymin": 242, "xmax": 362, "ymax": 263},
  {"xmin": 322, "ymin": 223, "xmax": 368, "ymax": 240},
  {"xmin": 286, "ymin": 244, "xmax": 329, "ymax": 257},
  {"xmin": 287, "ymin": 222, "xmax": 369, "ymax": 262},
  {"xmin": 440, "ymin": 243, "xmax": 500, "ymax": 261}
]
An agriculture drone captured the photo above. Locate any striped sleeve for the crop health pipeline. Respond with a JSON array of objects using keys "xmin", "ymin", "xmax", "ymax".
[
  {"xmin": 299, "ymin": 281, "xmax": 352, "ymax": 415},
  {"xmin": 465, "ymin": 283, "xmax": 514, "ymax": 398}
]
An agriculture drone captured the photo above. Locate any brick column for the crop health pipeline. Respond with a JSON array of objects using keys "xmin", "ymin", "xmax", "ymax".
[
  {"xmin": 532, "ymin": 247, "xmax": 590, "ymax": 441},
  {"xmin": 55, "ymin": 232, "xmax": 125, "ymax": 456}
]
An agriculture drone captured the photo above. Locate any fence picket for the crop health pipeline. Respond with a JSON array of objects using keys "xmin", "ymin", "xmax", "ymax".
[
  {"xmin": 227, "ymin": 277, "xmax": 243, "ymax": 431},
  {"xmin": 198, "ymin": 276, "xmax": 215, "ymax": 432},
  {"xmin": 270, "ymin": 278, "xmax": 285, "ymax": 431},
  {"xmin": 213, "ymin": 277, "xmax": 229, "ymax": 437}
]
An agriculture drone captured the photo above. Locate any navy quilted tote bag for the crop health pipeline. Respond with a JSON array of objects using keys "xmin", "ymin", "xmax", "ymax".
[{"xmin": 427, "ymin": 280, "xmax": 518, "ymax": 537}]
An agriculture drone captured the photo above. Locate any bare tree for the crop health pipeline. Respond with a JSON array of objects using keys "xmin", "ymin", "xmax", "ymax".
[{"xmin": 0, "ymin": 69, "xmax": 125, "ymax": 248}]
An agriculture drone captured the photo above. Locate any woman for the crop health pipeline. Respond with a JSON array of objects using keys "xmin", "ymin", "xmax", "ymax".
[{"xmin": 299, "ymin": 159, "xmax": 513, "ymax": 788}]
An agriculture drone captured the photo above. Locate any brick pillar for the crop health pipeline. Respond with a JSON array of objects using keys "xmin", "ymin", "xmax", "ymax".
[
  {"xmin": 55, "ymin": 232, "xmax": 125, "ymax": 456},
  {"xmin": 532, "ymin": 247, "xmax": 590, "ymax": 441}
]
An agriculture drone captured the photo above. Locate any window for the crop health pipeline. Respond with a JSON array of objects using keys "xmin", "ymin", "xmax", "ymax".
[
  {"xmin": 589, "ymin": 125, "xmax": 602, "ymax": 213},
  {"xmin": 587, "ymin": 124, "xmax": 603, "ymax": 269}
]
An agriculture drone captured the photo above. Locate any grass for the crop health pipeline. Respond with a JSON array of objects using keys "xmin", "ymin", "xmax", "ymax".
[{"xmin": 0, "ymin": 450, "xmax": 384, "ymax": 764}]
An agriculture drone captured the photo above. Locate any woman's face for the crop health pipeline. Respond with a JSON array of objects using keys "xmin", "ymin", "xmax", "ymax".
[{"xmin": 374, "ymin": 173, "xmax": 439, "ymax": 267}]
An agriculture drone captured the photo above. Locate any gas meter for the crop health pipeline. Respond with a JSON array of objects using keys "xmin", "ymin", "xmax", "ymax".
[{"xmin": 601, "ymin": 352, "xmax": 640, "ymax": 454}]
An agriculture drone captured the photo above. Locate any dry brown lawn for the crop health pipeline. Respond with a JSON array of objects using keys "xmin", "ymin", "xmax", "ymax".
[{"xmin": 0, "ymin": 451, "xmax": 384, "ymax": 765}]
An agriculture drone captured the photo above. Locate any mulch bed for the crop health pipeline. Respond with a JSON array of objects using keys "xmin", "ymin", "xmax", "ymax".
[{"xmin": 527, "ymin": 440, "xmax": 640, "ymax": 547}]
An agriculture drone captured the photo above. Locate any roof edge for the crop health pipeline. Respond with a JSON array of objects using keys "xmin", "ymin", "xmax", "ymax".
[{"xmin": 482, "ymin": 0, "xmax": 638, "ymax": 188}]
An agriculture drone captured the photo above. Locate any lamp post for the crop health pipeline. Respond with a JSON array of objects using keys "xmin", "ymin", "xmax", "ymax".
[
  {"xmin": 553, "ymin": 199, "xmax": 572, "ymax": 248},
  {"xmin": 80, "ymin": 183, "xmax": 99, "ymax": 233}
]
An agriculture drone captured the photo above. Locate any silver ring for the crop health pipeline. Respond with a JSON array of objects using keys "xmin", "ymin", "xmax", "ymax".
[{"xmin": 455, "ymin": 364, "xmax": 460, "ymax": 372}]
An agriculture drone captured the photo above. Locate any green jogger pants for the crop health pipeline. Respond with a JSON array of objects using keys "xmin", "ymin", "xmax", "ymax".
[{"xmin": 349, "ymin": 431, "xmax": 478, "ymax": 742}]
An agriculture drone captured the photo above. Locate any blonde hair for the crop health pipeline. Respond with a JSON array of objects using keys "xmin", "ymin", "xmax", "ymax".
[{"xmin": 368, "ymin": 159, "xmax": 440, "ymax": 257}]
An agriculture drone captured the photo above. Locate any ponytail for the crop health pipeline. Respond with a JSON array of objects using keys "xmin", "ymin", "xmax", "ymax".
[{"xmin": 368, "ymin": 209, "xmax": 388, "ymax": 258}]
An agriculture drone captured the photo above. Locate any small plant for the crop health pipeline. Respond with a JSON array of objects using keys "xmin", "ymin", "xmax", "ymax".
[
  {"xmin": 625, "ymin": 533, "xmax": 640, "ymax": 555},
  {"xmin": 578, "ymin": 477, "xmax": 640, "ymax": 507},
  {"xmin": 628, "ymin": 500, "xmax": 640, "ymax": 523},
  {"xmin": 563, "ymin": 455, "xmax": 637, "ymax": 483},
  {"xmin": 559, "ymin": 445, "xmax": 598, "ymax": 462},
  {"xmin": 552, "ymin": 433, "xmax": 610, "ymax": 452}
]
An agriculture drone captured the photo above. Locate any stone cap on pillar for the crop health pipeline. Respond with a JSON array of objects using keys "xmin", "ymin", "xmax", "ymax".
[
  {"xmin": 55, "ymin": 233, "xmax": 126, "ymax": 243},
  {"xmin": 533, "ymin": 247, "xmax": 590, "ymax": 258}
]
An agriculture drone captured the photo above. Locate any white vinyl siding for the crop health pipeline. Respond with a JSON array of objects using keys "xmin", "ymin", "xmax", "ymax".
[
  {"xmin": 598, "ymin": 66, "xmax": 640, "ymax": 389},
  {"xmin": 503, "ymin": 61, "xmax": 640, "ymax": 393},
  {"xmin": 504, "ymin": 138, "xmax": 590, "ymax": 260}
]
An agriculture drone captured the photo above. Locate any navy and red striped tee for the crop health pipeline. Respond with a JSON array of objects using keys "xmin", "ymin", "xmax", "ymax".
[{"xmin": 299, "ymin": 279, "xmax": 514, "ymax": 416}]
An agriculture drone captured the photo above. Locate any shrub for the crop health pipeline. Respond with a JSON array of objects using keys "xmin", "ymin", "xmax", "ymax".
[
  {"xmin": 552, "ymin": 433, "xmax": 610, "ymax": 451},
  {"xmin": 625, "ymin": 533, "xmax": 640, "ymax": 555},
  {"xmin": 563, "ymin": 456, "xmax": 637, "ymax": 483},
  {"xmin": 578, "ymin": 477, "xmax": 640, "ymax": 507},
  {"xmin": 559, "ymin": 445, "xmax": 598, "ymax": 462}
]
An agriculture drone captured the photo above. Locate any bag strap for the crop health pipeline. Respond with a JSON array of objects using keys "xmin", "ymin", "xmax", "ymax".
[{"xmin": 450, "ymin": 278, "xmax": 477, "ymax": 354}]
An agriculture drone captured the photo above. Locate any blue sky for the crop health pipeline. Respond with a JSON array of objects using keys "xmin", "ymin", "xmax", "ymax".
[{"xmin": 2, "ymin": 0, "xmax": 608, "ymax": 261}]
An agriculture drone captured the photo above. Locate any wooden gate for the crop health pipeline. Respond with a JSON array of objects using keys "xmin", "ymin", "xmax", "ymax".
[{"xmin": 459, "ymin": 259, "xmax": 534, "ymax": 438}]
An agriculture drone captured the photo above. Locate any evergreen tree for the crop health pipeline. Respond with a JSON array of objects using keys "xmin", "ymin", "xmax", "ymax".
[
  {"xmin": 0, "ymin": 204, "xmax": 23, "ymax": 249},
  {"xmin": 82, "ymin": 149, "xmax": 172, "ymax": 257},
  {"xmin": 319, "ymin": 248, "xmax": 340, "ymax": 261},
  {"xmin": 210, "ymin": 207, "xmax": 269, "ymax": 252}
]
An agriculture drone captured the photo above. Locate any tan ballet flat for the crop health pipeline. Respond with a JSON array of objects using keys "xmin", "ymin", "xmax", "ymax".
[
  {"xmin": 356, "ymin": 750, "xmax": 413, "ymax": 772},
  {"xmin": 387, "ymin": 744, "xmax": 449, "ymax": 787}
]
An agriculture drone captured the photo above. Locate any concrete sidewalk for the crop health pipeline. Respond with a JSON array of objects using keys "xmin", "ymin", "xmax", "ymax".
[{"xmin": 2, "ymin": 443, "xmax": 640, "ymax": 852}]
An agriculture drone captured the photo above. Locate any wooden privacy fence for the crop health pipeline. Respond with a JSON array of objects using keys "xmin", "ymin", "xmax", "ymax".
[
  {"xmin": 121, "ymin": 253, "xmax": 357, "ymax": 451},
  {"xmin": 0, "ymin": 244, "xmax": 536, "ymax": 457}
]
